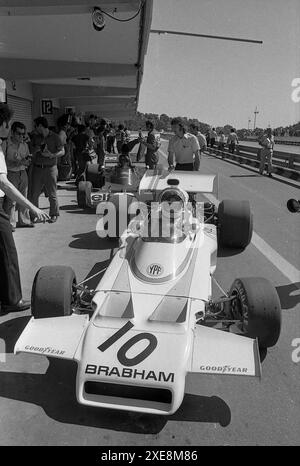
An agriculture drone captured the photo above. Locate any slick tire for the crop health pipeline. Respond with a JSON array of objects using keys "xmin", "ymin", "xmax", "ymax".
[
  {"xmin": 31, "ymin": 266, "xmax": 77, "ymax": 319},
  {"xmin": 218, "ymin": 199, "xmax": 253, "ymax": 249},
  {"xmin": 86, "ymin": 163, "xmax": 105, "ymax": 189},
  {"xmin": 77, "ymin": 181, "xmax": 92, "ymax": 208},
  {"xmin": 229, "ymin": 277, "xmax": 281, "ymax": 348}
]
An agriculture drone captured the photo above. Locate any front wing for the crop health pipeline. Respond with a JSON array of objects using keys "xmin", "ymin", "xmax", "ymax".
[
  {"xmin": 190, "ymin": 325, "xmax": 261, "ymax": 377},
  {"xmin": 14, "ymin": 315, "xmax": 89, "ymax": 360}
]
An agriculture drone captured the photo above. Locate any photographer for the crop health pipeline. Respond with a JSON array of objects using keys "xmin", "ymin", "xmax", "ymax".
[
  {"xmin": 0, "ymin": 103, "xmax": 49, "ymax": 314},
  {"xmin": 2, "ymin": 121, "xmax": 33, "ymax": 230}
]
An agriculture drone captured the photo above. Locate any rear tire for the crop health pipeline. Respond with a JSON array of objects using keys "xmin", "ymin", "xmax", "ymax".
[
  {"xmin": 229, "ymin": 277, "xmax": 281, "ymax": 348},
  {"xmin": 77, "ymin": 181, "xmax": 92, "ymax": 208},
  {"xmin": 31, "ymin": 266, "xmax": 76, "ymax": 319},
  {"xmin": 86, "ymin": 163, "xmax": 105, "ymax": 188},
  {"xmin": 218, "ymin": 199, "xmax": 253, "ymax": 249}
]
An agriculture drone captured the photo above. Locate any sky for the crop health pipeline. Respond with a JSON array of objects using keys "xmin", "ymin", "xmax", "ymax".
[{"xmin": 138, "ymin": 0, "xmax": 300, "ymax": 129}]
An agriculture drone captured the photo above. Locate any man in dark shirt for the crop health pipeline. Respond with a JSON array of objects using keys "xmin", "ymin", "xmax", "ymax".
[
  {"xmin": 30, "ymin": 117, "xmax": 64, "ymax": 223},
  {"xmin": 139, "ymin": 120, "xmax": 160, "ymax": 169}
]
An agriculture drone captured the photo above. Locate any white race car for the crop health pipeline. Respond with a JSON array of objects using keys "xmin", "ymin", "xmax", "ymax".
[{"xmin": 15, "ymin": 170, "xmax": 281, "ymax": 415}]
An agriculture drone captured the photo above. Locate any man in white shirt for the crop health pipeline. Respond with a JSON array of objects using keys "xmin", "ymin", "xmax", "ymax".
[
  {"xmin": 168, "ymin": 118, "xmax": 201, "ymax": 171},
  {"xmin": 2, "ymin": 121, "xmax": 32, "ymax": 229},
  {"xmin": 189, "ymin": 123, "xmax": 207, "ymax": 154},
  {"xmin": 227, "ymin": 128, "xmax": 239, "ymax": 154},
  {"xmin": 0, "ymin": 103, "xmax": 49, "ymax": 314}
]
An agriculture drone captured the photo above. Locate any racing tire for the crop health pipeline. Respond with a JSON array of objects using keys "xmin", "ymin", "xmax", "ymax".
[
  {"xmin": 218, "ymin": 200, "xmax": 253, "ymax": 249},
  {"xmin": 229, "ymin": 277, "xmax": 281, "ymax": 348},
  {"xmin": 86, "ymin": 163, "xmax": 105, "ymax": 189},
  {"xmin": 104, "ymin": 193, "xmax": 138, "ymax": 239},
  {"xmin": 77, "ymin": 181, "xmax": 92, "ymax": 208},
  {"xmin": 31, "ymin": 266, "xmax": 77, "ymax": 319}
]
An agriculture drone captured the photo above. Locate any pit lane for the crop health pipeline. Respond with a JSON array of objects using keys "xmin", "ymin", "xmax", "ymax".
[{"xmin": 0, "ymin": 139, "xmax": 299, "ymax": 445}]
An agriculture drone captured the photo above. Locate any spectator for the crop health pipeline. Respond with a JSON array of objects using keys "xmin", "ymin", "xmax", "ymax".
[
  {"xmin": 189, "ymin": 124, "xmax": 207, "ymax": 154},
  {"xmin": 95, "ymin": 122, "xmax": 106, "ymax": 167},
  {"xmin": 168, "ymin": 118, "xmax": 200, "ymax": 171},
  {"xmin": 209, "ymin": 127, "xmax": 218, "ymax": 148},
  {"xmin": 138, "ymin": 120, "xmax": 160, "ymax": 169},
  {"xmin": 227, "ymin": 128, "xmax": 239, "ymax": 154},
  {"xmin": 218, "ymin": 131, "xmax": 226, "ymax": 151},
  {"xmin": 57, "ymin": 114, "xmax": 74, "ymax": 175},
  {"xmin": 2, "ymin": 122, "xmax": 33, "ymax": 230},
  {"xmin": 124, "ymin": 127, "xmax": 131, "ymax": 144},
  {"xmin": 72, "ymin": 125, "xmax": 90, "ymax": 175},
  {"xmin": 106, "ymin": 123, "xmax": 116, "ymax": 154},
  {"xmin": 30, "ymin": 116, "xmax": 65, "ymax": 223},
  {"xmin": 205, "ymin": 130, "xmax": 211, "ymax": 148},
  {"xmin": 0, "ymin": 103, "xmax": 49, "ymax": 314},
  {"xmin": 116, "ymin": 124, "xmax": 126, "ymax": 153},
  {"xmin": 259, "ymin": 128, "xmax": 274, "ymax": 177}
]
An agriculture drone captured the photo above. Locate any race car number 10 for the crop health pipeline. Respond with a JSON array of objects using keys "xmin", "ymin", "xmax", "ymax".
[{"xmin": 98, "ymin": 321, "xmax": 158, "ymax": 366}]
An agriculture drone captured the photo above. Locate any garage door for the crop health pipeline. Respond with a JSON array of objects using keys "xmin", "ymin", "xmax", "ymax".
[{"xmin": 7, "ymin": 95, "xmax": 33, "ymax": 132}]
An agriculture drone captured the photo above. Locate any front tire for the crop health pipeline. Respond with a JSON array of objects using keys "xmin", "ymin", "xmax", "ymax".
[
  {"xmin": 31, "ymin": 266, "xmax": 76, "ymax": 319},
  {"xmin": 218, "ymin": 200, "xmax": 253, "ymax": 249},
  {"xmin": 229, "ymin": 277, "xmax": 281, "ymax": 348}
]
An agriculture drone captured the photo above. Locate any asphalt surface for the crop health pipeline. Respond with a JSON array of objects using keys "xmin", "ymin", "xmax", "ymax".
[{"xmin": 0, "ymin": 138, "xmax": 299, "ymax": 445}]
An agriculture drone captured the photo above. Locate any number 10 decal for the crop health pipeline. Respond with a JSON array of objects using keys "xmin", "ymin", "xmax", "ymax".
[{"xmin": 98, "ymin": 321, "xmax": 158, "ymax": 367}]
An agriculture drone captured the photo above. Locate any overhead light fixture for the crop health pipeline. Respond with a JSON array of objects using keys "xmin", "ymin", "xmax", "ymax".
[
  {"xmin": 92, "ymin": 7, "xmax": 105, "ymax": 31},
  {"xmin": 77, "ymin": 77, "xmax": 91, "ymax": 81}
]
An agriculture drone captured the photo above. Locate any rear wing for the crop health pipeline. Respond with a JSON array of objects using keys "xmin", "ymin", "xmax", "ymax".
[{"xmin": 139, "ymin": 169, "xmax": 218, "ymax": 196}]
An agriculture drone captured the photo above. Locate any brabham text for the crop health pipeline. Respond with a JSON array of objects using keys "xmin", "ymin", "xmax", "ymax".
[{"xmin": 85, "ymin": 365, "xmax": 175, "ymax": 382}]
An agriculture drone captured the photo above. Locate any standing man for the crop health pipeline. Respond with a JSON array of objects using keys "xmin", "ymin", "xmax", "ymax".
[
  {"xmin": 139, "ymin": 120, "xmax": 160, "ymax": 169},
  {"xmin": 227, "ymin": 128, "xmax": 239, "ymax": 154},
  {"xmin": 168, "ymin": 118, "xmax": 200, "ymax": 171},
  {"xmin": 259, "ymin": 128, "xmax": 274, "ymax": 177},
  {"xmin": 189, "ymin": 123, "xmax": 207, "ymax": 155},
  {"xmin": 30, "ymin": 117, "xmax": 65, "ymax": 223},
  {"xmin": 2, "ymin": 122, "xmax": 33, "ymax": 230},
  {"xmin": 209, "ymin": 127, "xmax": 218, "ymax": 148},
  {"xmin": 0, "ymin": 103, "xmax": 49, "ymax": 314}
]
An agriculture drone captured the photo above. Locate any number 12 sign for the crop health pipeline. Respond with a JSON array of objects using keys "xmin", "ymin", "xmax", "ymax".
[{"xmin": 41, "ymin": 99, "xmax": 53, "ymax": 115}]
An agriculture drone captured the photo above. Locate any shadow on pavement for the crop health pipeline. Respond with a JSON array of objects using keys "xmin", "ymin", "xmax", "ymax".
[
  {"xmin": 0, "ymin": 316, "xmax": 231, "ymax": 434},
  {"xmin": 60, "ymin": 204, "xmax": 97, "ymax": 215},
  {"xmin": 69, "ymin": 231, "xmax": 119, "ymax": 250},
  {"xmin": 230, "ymin": 175, "xmax": 260, "ymax": 178},
  {"xmin": 276, "ymin": 282, "xmax": 300, "ymax": 310},
  {"xmin": 217, "ymin": 246, "xmax": 245, "ymax": 258}
]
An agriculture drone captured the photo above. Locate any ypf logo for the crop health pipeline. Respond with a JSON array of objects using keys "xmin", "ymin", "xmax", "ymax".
[{"xmin": 147, "ymin": 264, "xmax": 164, "ymax": 277}]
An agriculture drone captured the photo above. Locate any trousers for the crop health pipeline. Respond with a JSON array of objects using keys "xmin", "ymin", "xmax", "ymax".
[
  {"xmin": 30, "ymin": 165, "xmax": 59, "ymax": 217},
  {"xmin": 3, "ymin": 170, "xmax": 31, "ymax": 228},
  {"xmin": 0, "ymin": 198, "xmax": 22, "ymax": 306}
]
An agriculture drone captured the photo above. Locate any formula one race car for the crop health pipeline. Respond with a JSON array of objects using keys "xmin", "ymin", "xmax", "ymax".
[
  {"xmin": 76, "ymin": 148, "xmax": 146, "ymax": 210},
  {"xmin": 15, "ymin": 170, "xmax": 281, "ymax": 415}
]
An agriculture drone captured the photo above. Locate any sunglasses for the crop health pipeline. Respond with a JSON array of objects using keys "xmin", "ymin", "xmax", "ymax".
[{"xmin": 15, "ymin": 131, "xmax": 26, "ymax": 136}]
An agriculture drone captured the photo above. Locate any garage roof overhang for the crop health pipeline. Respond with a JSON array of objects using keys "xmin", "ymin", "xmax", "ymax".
[{"xmin": 0, "ymin": 0, "xmax": 153, "ymax": 119}]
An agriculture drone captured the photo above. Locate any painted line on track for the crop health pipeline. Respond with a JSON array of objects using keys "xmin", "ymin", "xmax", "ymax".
[{"xmin": 159, "ymin": 145, "xmax": 300, "ymax": 284}]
